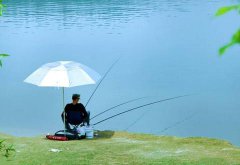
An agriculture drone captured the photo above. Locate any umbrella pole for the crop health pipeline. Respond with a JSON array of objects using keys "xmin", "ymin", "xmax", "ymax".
[{"xmin": 62, "ymin": 87, "xmax": 66, "ymax": 136}]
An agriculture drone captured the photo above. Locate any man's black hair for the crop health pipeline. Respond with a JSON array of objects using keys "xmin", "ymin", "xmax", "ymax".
[{"xmin": 72, "ymin": 94, "xmax": 80, "ymax": 100}]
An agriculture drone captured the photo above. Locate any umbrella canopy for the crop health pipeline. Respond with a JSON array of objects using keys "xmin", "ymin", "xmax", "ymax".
[
  {"xmin": 24, "ymin": 61, "xmax": 101, "ymax": 87},
  {"xmin": 24, "ymin": 61, "xmax": 101, "ymax": 131}
]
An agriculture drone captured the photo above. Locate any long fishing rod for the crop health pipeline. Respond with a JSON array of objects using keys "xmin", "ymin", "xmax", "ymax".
[
  {"xmin": 85, "ymin": 58, "xmax": 120, "ymax": 108},
  {"xmin": 124, "ymin": 97, "xmax": 197, "ymax": 131},
  {"xmin": 93, "ymin": 94, "xmax": 191, "ymax": 126},
  {"xmin": 91, "ymin": 97, "xmax": 147, "ymax": 120},
  {"xmin": 158, "ymin": 112, "xmax": 198, "ymax": 134}
]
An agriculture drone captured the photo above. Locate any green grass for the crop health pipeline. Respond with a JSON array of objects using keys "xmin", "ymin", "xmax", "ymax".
[{"xmin": 1, "ymin": 131, "xmax": 240, "ymax": 165}]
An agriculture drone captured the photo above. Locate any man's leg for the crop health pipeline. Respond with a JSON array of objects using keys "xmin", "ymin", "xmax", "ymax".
[{"xmin": 61, "ymin": 112, "xmax": 71, "ymax": 130}]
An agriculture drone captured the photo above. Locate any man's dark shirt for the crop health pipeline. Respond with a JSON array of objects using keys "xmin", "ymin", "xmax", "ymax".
[{"xmin": 64, "ymin": 103, "xmax": 88, "ymax": 118}]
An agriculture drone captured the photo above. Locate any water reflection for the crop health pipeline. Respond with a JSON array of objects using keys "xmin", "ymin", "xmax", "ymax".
[{"xmin": 1, "ymin": 0, "xmax": 199, "ymax": 30}]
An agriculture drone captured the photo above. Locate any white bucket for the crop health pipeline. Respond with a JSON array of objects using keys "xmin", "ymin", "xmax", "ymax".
[
  {"xmin": 77, "ymin": 126, "xmax": 86, "ymax": 136},
  {"xmin": 85, "ymin": 125, "xmax": 94, "ymax": 139}
]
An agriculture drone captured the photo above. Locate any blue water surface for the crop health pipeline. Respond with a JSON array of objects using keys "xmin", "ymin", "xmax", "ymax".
[{"xmin": 1, "ymin": 0, "xmax": 240, "ymax": 146}]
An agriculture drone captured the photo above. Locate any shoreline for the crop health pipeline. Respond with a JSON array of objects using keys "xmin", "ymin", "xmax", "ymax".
[{"xmin": 1, "ymin": 131, "xmax": 240, "ymax": 164}]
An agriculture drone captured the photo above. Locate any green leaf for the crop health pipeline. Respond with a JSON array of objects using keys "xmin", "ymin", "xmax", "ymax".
[
  {"xmin": 219, "ymin": 43, "xmax": 233, "ymax": 56},
  {"xmin": 232, "ymin": 29, "xmax": 240, "ymax": 43},
  {"xmin": 219, "ymin": 29, "xmax": 240, "ymax": 56},
  {"xmin": 0, "ymin": 4, "xmax": 3, "ymax": 16},
  {"xmin": 215, "ymin": 5, "xmax": 240, "ymax": 16},
  {"xmin": 0, "ymin": 1, "xmax": 6, "ymax": 16},
  {"xmin": 0, "ymin": 54, "xmax": 9, "ymax": 58},
  {"xmin": 4, "ymin": 145, "xmax": 15, "ymax": 158},
  {"xmin": 0, "ymin": 54, "xmax": 9, "ymax": 68}
]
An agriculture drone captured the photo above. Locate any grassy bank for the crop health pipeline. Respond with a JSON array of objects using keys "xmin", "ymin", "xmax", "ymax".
[{"xmin": 0, "ymin": 131, "xmax": 240, "ymax": 165}]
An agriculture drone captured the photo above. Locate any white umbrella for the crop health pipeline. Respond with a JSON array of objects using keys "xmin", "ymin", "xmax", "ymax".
[
  {"xmin": 24, "ymin": 61, "xmax": 100, "ymax": 87},
  {"xmin": 24, "ymin": 61, "xmax": 101, "ymax": 131}
]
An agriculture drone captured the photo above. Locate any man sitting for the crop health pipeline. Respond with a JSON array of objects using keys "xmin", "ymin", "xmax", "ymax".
[{"xmin": 61, "ymin": 94, "xmax": 90, "ymax": 130}]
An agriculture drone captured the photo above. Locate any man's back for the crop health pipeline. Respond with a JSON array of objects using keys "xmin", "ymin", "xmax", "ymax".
[{"xmin": 65, "ymin": 103, "xmax": 88, "ymax": 117}]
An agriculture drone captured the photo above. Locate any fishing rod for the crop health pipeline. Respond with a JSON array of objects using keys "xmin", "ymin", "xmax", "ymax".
[
  {"xmin": 85, "ymin": 58, "xmax": 120, "ymax": 107},
  {"xmin": 124, "ymin": 98, "xmax": 197, "ymax": 131},
  {"xmin": 158, "ymin": 111, "xmax": 198, "ymax": 134},
  {"xmin": 91, "ymin": 97, "xmax": 147, "ymax": 120},
  {"xmin": 93, "ymin": 94, "xmax": 191, "ymax": 126},
  {"xmin": 126, "ymin": 93, "xmax": 199, "ymax": 132}
]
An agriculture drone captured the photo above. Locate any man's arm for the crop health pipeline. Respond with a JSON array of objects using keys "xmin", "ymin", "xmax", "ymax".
[
  {"xmin": 81, "ymin": 104, "xmax": 88, "ymax": 117},
  {"xmin": 62, "ymin": 104, "xmax": 69, "ymax": 116}
]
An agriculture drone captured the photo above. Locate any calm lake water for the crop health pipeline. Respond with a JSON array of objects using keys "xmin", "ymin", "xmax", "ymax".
[{"xmin": 1, "ymin": 0, "xmax": 240, "ymax": 145}]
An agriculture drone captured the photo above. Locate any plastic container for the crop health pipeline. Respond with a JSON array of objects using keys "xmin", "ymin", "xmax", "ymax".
[
  {"xmin": 85, "ymin": 125, "xmax": 94, "ymax": 139},
  {"xmin": 77, "ymin": 126, "xmax": 86, "ymax": 136}
]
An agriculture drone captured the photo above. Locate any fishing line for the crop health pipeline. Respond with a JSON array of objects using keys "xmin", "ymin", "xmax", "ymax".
[
  {"xmin": 85, "ymin": 57, "xmax": 121, "ymax": 107},
  {"xmin": 158, "ymin": 111, "xmax": 198, "ymax": 134},
  {"xmin": 91, "ymin": 97, "xmax": 147, "ymax": 120},
  {"xmin": 125, "ymin": 95, "xmax": 198, "ymax": 132},
  {"xmin": 93, "ymin": 94, "xmax": 191, "ymax": 126},
  {"xmin": 124, "ymin": 109, "xmax": 148, "ymax": 131}
]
